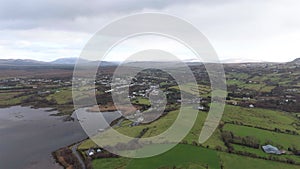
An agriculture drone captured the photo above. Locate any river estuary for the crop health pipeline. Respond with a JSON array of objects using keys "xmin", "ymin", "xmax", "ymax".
[{"xmin": 0, "ymin": 106, "xmax": 121, "ymax": 169}]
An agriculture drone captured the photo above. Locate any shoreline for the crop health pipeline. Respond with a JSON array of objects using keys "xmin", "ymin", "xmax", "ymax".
[
  {"xmin": 52, "ymin": 109, "xmax": 123, "ymax": 169},
  {"xmin": 52, "ymin": 138, "xmax": 89, "ymax": 169}
]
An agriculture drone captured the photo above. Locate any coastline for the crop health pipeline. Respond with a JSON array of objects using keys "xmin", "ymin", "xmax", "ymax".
[
  {"xmin": 52, "ymin": 109, "xmax": 123, "ymax": 169},
  {"xmin": 52, "ymin": 138, "xmax": 89, "ymax": 169}
]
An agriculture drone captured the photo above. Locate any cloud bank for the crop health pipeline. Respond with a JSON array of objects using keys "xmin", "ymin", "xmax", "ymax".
[{"xmin": 0, "ymin": 0, "xmax": 300, "ymax": 62}]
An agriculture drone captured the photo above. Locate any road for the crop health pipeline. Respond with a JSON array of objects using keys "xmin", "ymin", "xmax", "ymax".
[{"xmin": 71, "ymin": 143, "xmax": 86, "ymax": 169}]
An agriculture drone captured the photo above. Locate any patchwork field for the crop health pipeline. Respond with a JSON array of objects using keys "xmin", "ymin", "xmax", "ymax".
[
  {"xmin": 222, "ymin": 105, "xmax": 300, "ymax": 134},
  {"xmin": 223, "ymin": 123, "xmax": 300, "ymax": 149},
  {"xmin": 82, "ymin": 104, "xmax": 300, "ymax": 169}
]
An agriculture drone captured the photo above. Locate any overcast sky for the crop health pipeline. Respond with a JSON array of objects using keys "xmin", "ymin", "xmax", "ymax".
[{"xmin": 0, "ymin": 0, "xmax": 300, "ymax": 62}]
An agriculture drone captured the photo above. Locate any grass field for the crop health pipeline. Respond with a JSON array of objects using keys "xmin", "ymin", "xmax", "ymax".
[
  {"xmin": 46, "ymin": 87, "xmax": 98, "ymax": 105},
  {"xmin": 222, "ymin": 105, "xmax": 299, "ymax": 133},
  {"xmin": 232, "ymin": 144, "xmax": 267, "ymax": 157},
  {"xmin": 78, "ymin": 109, "xmax": 182, "ymax": 149},
  {"xmin": 132, "ymin": 96, "xmax": 151, "ymax": 106},
  {"xmin": 46, "ymin": 88, "xmax": 72, "ymax": 104},
  {"xmin": 92, "ymin": 158, "xmax": 130, "ymax": 169},
  {"xmin": 79, "ymin": 106, "xmax": 225, "ymax": 150},
  {"xmin": 92, "ymin": 144, "xmax": 300, "ymax": 169},
  {"xmin": 170, "ymin": 83, "xmax": 211, "ymax": 97},
  {"xmin": 80, "ymin": 104, "xmax": 299, "ymax": 150},
  {"xmin": 223, "ymin": 123, "xmax": 300, "ymax": 149},
  {"xmin": 0, "ymin": 92, "xmax": 30, "ymax": 106},
  {"xmin": 232, "ymin": 144, "xmax": 300, "ymax": 164},
  {"xmin": 81, "ymin": 104, "xmax": 300, "ymax": 169},
  {"xmin": 116, "ymin": 108, "xmax": 180, "ymax": 138},
  {"xmin": 219, "ymin": 152, "xmax": 300, "ymax": 169},
  {"xmin": 93, "ymin": 144, "xmax": 220, "ymax": 169},
  {"xmin": 226, "ymin": 79, "xmax": 275, "ymax": 92}
]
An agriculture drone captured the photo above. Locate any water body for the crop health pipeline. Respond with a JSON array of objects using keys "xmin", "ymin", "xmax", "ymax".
[{"xmin": 0, "ymin": 106, "xmax": 121, "ymax": 169}]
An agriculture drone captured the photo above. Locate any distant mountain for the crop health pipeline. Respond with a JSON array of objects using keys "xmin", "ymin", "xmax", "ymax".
[
  {"xmin": 50, "ymin": 57, "xmax": 89, "ymax": 65},
  {"xmin": 0, "ymin": 59, "xmax": 47, "ymax": 66},
  {"xmin": 0, "ymin": 57, "xmax": 298, "ymax": 67},
  {"xmin": 50, "ymin": 57, "xmax": 119, "ymax": 67},
  {"xmin": 0, "ymin": 58, "xmax": 118, "ymax": 67},
  {"xmin": 221, "ymin": 58, "xmax": 267, "ymax": 63}
]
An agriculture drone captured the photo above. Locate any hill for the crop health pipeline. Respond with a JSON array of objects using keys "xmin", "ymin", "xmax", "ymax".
[{"xmin": 0, "ymin": 59, "xmax": 47, "ymax": 66}]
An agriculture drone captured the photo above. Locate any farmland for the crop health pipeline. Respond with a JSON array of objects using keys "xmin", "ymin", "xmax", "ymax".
[
  {"xmin": 0, "ymin": 59, "xmax": 299, "ymax": 169},
  {"xmin": 219, "ymin": 152, "xmax": 300, "ymax": 169},
  {"xmin": 223, "ymin": 124, "xmax": 300, "ymax": 149},
  {"xmin": 79, "ymin": 104, "xmax": 300, "ymax": 169},
  {"xmin": 93, "ymin": 144, "xmax": 220, "ymax": 169}
]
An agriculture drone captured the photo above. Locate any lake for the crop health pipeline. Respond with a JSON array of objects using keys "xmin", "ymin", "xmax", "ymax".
[{"xmin": 0, "ymin": 106, "xmax": 121, "ymax": 169}]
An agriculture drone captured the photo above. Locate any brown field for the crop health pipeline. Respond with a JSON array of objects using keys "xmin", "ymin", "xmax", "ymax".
[{"xmin": 87, "ymin": 104, "xmax": 142, "ymax": 115}]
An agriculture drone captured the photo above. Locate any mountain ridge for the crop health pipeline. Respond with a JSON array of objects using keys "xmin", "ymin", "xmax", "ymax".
[{"xmin": 0, "ymin": 57, "xmax": 298, "ymax": 66}]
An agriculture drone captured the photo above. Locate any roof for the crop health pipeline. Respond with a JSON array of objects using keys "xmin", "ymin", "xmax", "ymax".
[{"xmin": 262, "ymin": 145, "xmax": 282, "ymax": 154}]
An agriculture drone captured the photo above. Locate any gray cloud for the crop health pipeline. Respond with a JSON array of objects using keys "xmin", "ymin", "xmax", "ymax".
[
  {"xmin": 0, "ymin": 0, "xmax": 233, "ymax": 30},
  {"xmin": 0, "ymin": 0, "xmax": 203, "ymax": 20},
  {"xmin": 0, "ymin": 0, "xmax": 300, "ymax": 62}
]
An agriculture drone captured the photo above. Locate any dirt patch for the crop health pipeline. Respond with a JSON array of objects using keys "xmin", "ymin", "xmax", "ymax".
[
  {"xmin": 53, "ymin": 147, "xmax": 82, "ymax": 169},
  {"xmin": 87, "ymin": 104, "xmax": 142, "ymax": 115}
]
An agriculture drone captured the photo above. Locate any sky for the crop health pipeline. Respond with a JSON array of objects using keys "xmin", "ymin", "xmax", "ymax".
[{"xmin": 0, "ymin": 0, "xmax": 300, "ymax": 62}]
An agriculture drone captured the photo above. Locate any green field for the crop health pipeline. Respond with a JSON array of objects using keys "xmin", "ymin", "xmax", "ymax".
[
  {"xmin": 79, "ymin": 106, "xmax": 224, "ymax": 150},
  {"xmin": 93, "ymin": 158, "xmax": 130, "ymax": 169},
  {"xmin": 132, "ymin": 96, "xmax": 151, "ymax": 106},
  {"xmin": 226, "ymin": 72, "xmax": 283, "ymax": 92},
  {"xmin": 116, "ymin": 108, "xmax": 180, "ymax": 138},
  {"xmin": 80, "ymin": 104, "xmax": 300, "ymax": 169},
  {"xmin": 46, "ymin": 88, "xmax": 72, "ymax": 104},
  {"xmin": 170, "ymin": 83, "xmax": 211, "ymax": 97},
  {"xmin": 92, "ymin": 144, "xmax": 300, "ymax": 169},
  {"xmin": 232, "ymin": 144, "xmax": 300, "ymax": 164},
  {"xmin": 93, "ymin": 144, "xmax": 220, "ymax": 169},
  {"xmin": 0, "ymin": 91, "xmax": 30, "ymax": 106},
  {"xmin": 78, "ymin": 109, "xmax": 182, "ymax": 149},
  {"xmin": 219, "ymin": 152, "xmax": 300, "ymax": 169},
  {"xmin": 222, "ymin": 105, "xmax": 299, "ymax": 134},
  {"xmin": 223, "ymin": 123, "xmax": 300, "ymax": 149},
  {"xmin": 232, "ymin": 144, "xmax": 268, "ymax": 157}
]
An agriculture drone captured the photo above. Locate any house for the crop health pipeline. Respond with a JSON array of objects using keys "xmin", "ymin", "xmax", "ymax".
[
  {"xmin": 130, "ymin": 122, "xmax": 140, "ymax": 127},
  {"xmin": 262, "ymin": 145, "xmax": 284, "ymax": 155},
  {"xmin": 197, "ymin": 106, "xmax": 205, "ymax": 110},
  {"xmin": 242, "ymin": 97, "xmax": 251, "ymax": 100},
  {"xmin": 249, "ymin": 104, "xmax": 255, "ymax": 108},
  {"xmin": 37, "ymin": 90, "xmax": 51, "ymax": 95},
  {"xmin": 87, "ymin": 149, "xmax": 95, "ymax": 156},
  {"xmin": 137, "ymin": 116, "xmax": 144, "ymax": 122}
]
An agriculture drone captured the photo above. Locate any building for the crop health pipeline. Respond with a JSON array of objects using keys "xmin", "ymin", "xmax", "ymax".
[
  {"xmin": 197, "ymin": 106, "xmax": 205, "ymax": 110},
  {"xmin": 87, "ymin": 149, "xmax": 95, "ymax": 156},
  {"xmin": 249, "ymin": 104, "xmax": 255, "ymax": 108},
  {"xmin": 262, "ymin": 145, "xmax": 284, "ymax": 155}
]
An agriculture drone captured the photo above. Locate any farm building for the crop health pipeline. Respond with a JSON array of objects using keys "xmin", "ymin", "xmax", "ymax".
[
  {"xmin": 262, "ymin": 145, "xmax": 285, "ymax": 155},
  {"xmin": 87, "ymin": 149, "xmax": 95, "ymax": 156}
]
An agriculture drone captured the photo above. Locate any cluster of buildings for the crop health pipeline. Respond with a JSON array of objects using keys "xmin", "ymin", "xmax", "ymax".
[
  {"xmin": 86, "ymin": 148, "xmax": 102, "ymax": 156},
  {"xmin": 0, "ymin": 77, "xmax": 72, "ymax": 90}
]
